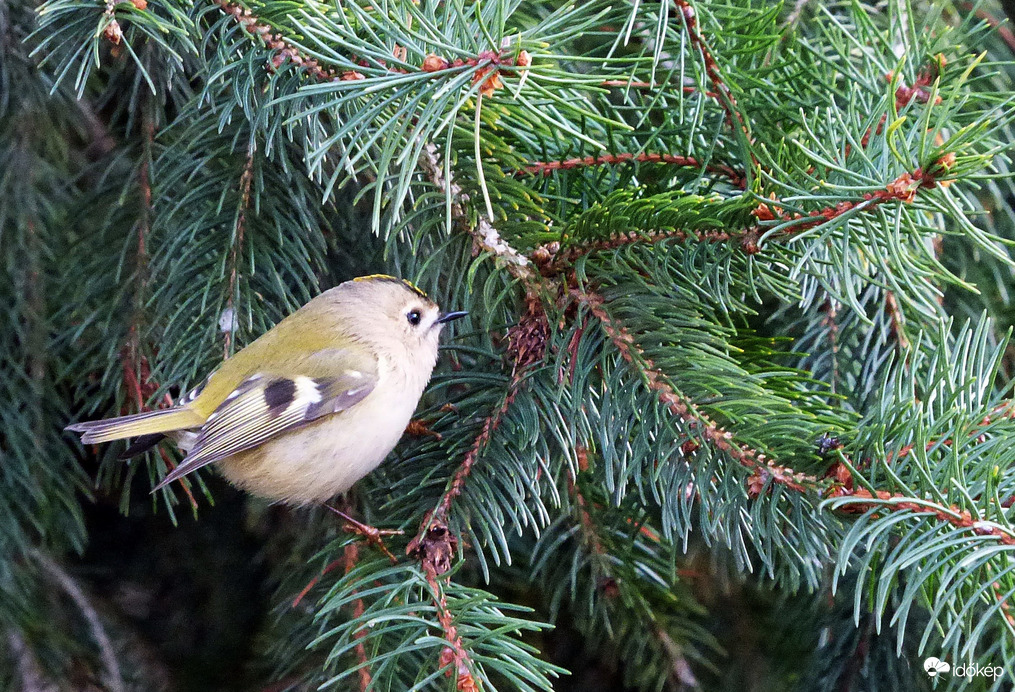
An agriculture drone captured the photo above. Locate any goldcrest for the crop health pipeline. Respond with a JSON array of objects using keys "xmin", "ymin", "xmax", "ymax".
[{"xmin": 66, "ymin": 275, "xmax": 466, "ymax": 504}]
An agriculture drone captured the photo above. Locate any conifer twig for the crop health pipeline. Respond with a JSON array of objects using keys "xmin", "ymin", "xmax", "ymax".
[
  {"xmin": 217, "ymin": 2, "xmax": 532, "ymax": 94},
  {"xmin": 568, "ymin": 449, "xmax": 608, "ymax": 560},
  {"xmin": 576, "ymin": 290, "xmax": 824, "ymax": 494},
  {"xmin": 409, "ymin": 297, "xmax": 548, "ymax": 557},
  {"xmin": 584, "ymin": 286, "xmax": 1015, "ymax": 549},
  {"xmin": 672, "ymin": 0, "xmax": 755, "ymax": 164},
  {"xmin": 216, "ymin": 1, "xmax": 338, "ymax": 81},
  {"xmin": 828, "ymin": 488, "xmax": 1015, "ymax": 545},
  {"xmin": 423, "ymin": 568, "xmax": 478, "ymax": 692},
  {"xmin": 223, "ymin": 145, "xmax": 255, "ymax": 359},
  {"xmin": 343, "ymin": 543, "xmax": 372, "ymax": 692},
  {"xmin": 519, "ymin": 152, "xmax": 745, "ymax": 187},
  {"xmin": 532, "ymin": 158, "xmax": 955, "ymax": 273}
]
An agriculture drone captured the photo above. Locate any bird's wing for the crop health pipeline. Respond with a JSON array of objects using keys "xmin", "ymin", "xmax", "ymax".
[{"xmin": 153, "ymin": 353, "xmax": 378, "ymax": 492}]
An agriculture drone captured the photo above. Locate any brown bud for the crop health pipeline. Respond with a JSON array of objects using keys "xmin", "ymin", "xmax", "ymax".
[
  {"xmin": 516, "ymin": 49, "xmax": 531, "ymax": 68},
  {"xmin": 340, "ymin": 70, "xmax": 365, "ymax": 81},
  {"xmin": 103, "ymin": 19, "xmax": 123, "ymax": 45},
  {"xmin": 130, "ymin": 0, "xmax": 147, "ymax": 9},
  {"xmin": 422, "ymin": 54, "xmax": 449, "ymax": 72},
  {"xmin": 473, "ymin": 66, "xmax": 503, "ymax": 96}
]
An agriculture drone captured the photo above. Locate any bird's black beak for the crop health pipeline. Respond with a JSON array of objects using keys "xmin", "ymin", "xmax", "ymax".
[{"xmin": 437, "ymin": 310, "xmax": 468, "ymax": 324}]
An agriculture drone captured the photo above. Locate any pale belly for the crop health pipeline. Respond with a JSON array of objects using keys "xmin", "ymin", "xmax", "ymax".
[{"xmin": 216, "ymin": 384, "xmax": 418, "ymax": 505}]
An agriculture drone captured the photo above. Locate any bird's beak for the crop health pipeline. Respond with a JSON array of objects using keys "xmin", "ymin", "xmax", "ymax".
[{"xmin": 436, "ymin": 310, "xmax": 468, "ymax": 324}]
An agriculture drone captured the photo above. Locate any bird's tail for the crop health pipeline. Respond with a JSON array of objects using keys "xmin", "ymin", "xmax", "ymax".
[{"xmin": 66, "ymin": 408, "xmax": 203, "ymax": 444}]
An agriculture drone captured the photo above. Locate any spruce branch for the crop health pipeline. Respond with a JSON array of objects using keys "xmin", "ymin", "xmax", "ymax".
[
  {"xmin": 408, "ymin": 295, "xmax": 549, "ymax": 568},
  {"xmin": 673, "ymin": 0, "xmax": 756, "ymax": 168},
  {"xmin": 544, "ymin": 156, "xmax": 958, "ymax": 277},
  {"xmin": 518, "ymin": 152, "xmax": 746, "ymax": 188},
  {"xmin": 575, "ymin": 289, "xmax": 824, "ymax": 496},
  {"xmin": 340, "ymin": 543, "xmax": 372, "ymax": 692},
  {"xmin": 216, "ymin": 0, "xmax": 339, "ymax": 82},
  {"xmin": 217, "ymin": 0, "xmax": 532, "ymax": 93},
  {"xmin": 423, "ymin": 568, "xmax": 479, "ymax": 692},
  {"xmin": 826, "ymin": 487, "xmax": 1015, "ymax": 546}
]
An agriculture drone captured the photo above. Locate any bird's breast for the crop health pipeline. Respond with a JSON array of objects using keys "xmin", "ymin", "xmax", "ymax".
[{"xmin": 217, "ymin": 360, "xmax": 427, "ymax": 504}]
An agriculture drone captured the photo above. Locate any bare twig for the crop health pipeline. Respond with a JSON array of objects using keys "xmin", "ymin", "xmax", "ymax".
[
  {"xmin": 6, "ymin": 631, "xmax": 60, "ymax": 692},
  {"xmin": 32, "ymin": 551, "xmax": 125, "ymax": 692},
  {"xmin": 419, "ymin": 143, "xmax": 535, "ymax": 281}
]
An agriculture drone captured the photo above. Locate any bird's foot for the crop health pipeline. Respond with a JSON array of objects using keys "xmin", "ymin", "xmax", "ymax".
[{"xmin": 326, "ymin": 505, "xmax": 402, "ymax": 564}]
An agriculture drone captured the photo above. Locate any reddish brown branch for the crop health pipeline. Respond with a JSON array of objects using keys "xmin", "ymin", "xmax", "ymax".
[
  {"xmin": 961, "ymin": 2, "xmax": 1015, "ymax": 54},
  {"xmin": 343, "ymin": 543, "xmax": 372, "ymax": 692},
  {"xmin": 436, "ymin": 298, "xmax": 548, "ymax": 519},
  {"xmin": 829, "ymin": 486, "xmax": 1015, "ymax": 545},
  {"xmin": 568, "ymin": 449, "xmax": 608, "ymax": 558},
  {"xmin": 217, "ymin": 1, "xmax": 528, "ymax": 97},
  {"xmin": 290, "ymin": 558, "xmax": 341, "ymax": 608},
  {"xmin": 848, "ymin": 58, "xmax": 945, "ymax": 159},
  {"xmin": 531, "ymin": 158, "xmax": 952, "ymax": 274},
  {"xmin": 751, "ymin": 158, "xmax": 952, "ymax": 237},
  {"xmin": 582, "ymin": 287, "xmax": 1015, "ymax": 553},
  {"xmin": 672, "ymin": 0, "xmax": 755, "ymax": 164},
  {"xmin": 424, "ymin": 568, "xmax": 478, "ymax": 692},
  {"xmin": 407, "ymin": 297, "xmax": 548, "ymax": 567},
  {"xmin": 519, "ymin": 152, "xmax": 745, "ymax": 188},
  {"xmin": 218, "ymin": 1, "xmax": 339, "ymax": 81},
  {"xmin": 443, "ymin": 389, "xmax": 516, "ymax": 520},
  {"xmin": 576, "ymin": 289, "xmax": 823, "ymax": 495}
]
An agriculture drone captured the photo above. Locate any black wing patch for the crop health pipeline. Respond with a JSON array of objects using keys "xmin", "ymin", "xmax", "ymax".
[
  {"xmin": 152, "ymin": 369, "xmax": 376, "ymax": 492},
  {"xmin": 264, "ymin": 378, "xmax": 297, "ymax": 412}
]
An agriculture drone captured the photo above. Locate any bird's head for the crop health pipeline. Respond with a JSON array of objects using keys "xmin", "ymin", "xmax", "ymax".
[{"xmin": 330, "ymin": 275, "xmax": 466, "ymax": 369}]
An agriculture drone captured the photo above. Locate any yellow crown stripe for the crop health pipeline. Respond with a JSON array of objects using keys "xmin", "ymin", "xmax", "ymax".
[{"xmin": 353, "ymin": 274, "xmax": 429, "ymax": 299}]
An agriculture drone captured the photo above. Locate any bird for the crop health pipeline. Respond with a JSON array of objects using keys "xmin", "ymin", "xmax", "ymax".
[{"xmin": 66, "ymin": 275, "xmax": 466, "ymax": 505}]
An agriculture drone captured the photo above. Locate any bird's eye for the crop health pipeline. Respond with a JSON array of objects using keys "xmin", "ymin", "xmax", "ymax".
[{"xmin": 407, "ymin": 309, "xmax": 422, "ymax": 326}]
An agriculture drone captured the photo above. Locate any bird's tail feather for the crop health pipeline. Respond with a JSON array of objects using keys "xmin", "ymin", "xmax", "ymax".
[{"xmin": 66, "ymin": 408, "xmax": 203, "ymax": 444}]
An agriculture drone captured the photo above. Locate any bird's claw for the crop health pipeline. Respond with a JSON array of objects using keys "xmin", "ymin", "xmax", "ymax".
[{"xmin": 326, "ymin": 505, "xmax": 402, "ymax": 564}]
